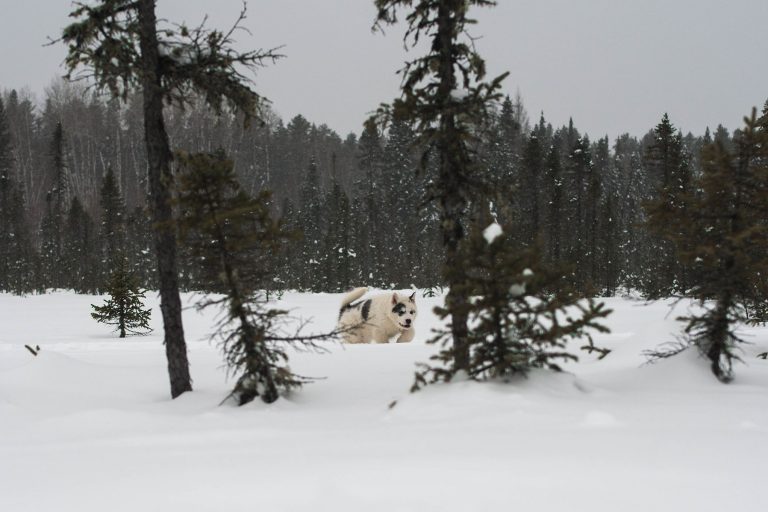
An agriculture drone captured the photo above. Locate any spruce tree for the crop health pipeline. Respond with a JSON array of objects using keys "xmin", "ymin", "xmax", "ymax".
[
  {"xmin": 645, "ymin": 109, "xmax": 768, "ymax": 381},
  {"xmin": 64, "ymin": 197, "xmax": 99, "ymax": 293},
  {"xmin": 543, "ymin": 139, "xmax": 564, "ymax": 263},
  {"xmin": 62, "ymin": 1, "xmax": 280, "ymax": 398},
  {"xmin": 373, "ymin": 0, "xmax": 509, "ymax": 372},
  {"xmin": 99, "ymin": 167, "xmax": 127, "ymax": 270},
  {"xmin": 297, "ymin": 158, "xmax": 324, "ymax": 291},
  {"xmin": 643, "ymin": 113, "xmax": 692, "ymax": 297},
  {"xmin": 356, "ymin": 121, "xmax": 386, "ymax": 287},
  {"xmin": 519, "ymin": 130, "xmax": 544, "ymax": 246},
  {"xmin": 381, "ymin": 118, "xmax": 425, "ymax": 287},
  {"xmin": 124, "ymin": 205, "xmax": 156, "ymax": 289},
  {"xmin": 413, "ymin": 212, "xmax": 611, "ymax": 389},
  {"xmin": 91, "ymin": 259, "xmax": 152, "ymax": 338},
  {"xmin": 39, "ymin": 122, "xmax": 70, "ymax": 290},
  {"xmin": 566, "ymin": 135, "xmax": 591, "ymax": 290},
  {"xmin": 175, "ymin": 150, "xmax": 332, "ymax": 405},
  {"xmin": 321, "ymin": 177, "xmax": 352, "ymax": 292},
  {"xmin": 485, "ymin": 95, "xmax": 520, "ymax": 196}
]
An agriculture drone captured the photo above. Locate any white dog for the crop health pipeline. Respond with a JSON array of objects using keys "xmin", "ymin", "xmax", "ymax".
[{"xmin": 338, "ymin": 287, "xmax": 417, "ymax": 344}]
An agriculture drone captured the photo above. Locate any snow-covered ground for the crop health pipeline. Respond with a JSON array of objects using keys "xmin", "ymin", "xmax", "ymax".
[{"xmin": 1, "ymin": 290, "xmax": 767, "ymax": 511}]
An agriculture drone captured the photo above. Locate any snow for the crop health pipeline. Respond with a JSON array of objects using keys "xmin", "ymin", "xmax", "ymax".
[
  {"xmin": 450, "ymin": 88, "xmax": 470, "ymax": 101},
  {"xmin": 509, "ymin": 282, "xmax": 526, "ymax": 297},
  {"xmin": 483, "ymin": 221, "xmax": 503, "ymax": 244},
  {"xmin": 1, "ymin": 291, "xmax": 768, "ymax": 511}
]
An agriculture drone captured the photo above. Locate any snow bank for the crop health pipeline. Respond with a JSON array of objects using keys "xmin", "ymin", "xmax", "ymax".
[{"xmin": 1, "ymin": 291, "xmax": 767, "ymax": 511}]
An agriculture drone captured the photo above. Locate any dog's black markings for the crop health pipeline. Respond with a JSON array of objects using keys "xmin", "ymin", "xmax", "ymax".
[
  {"xmin": 361, "ymin": 299, "xmax": 372, "ymax": 321},
  {"xmin": 392, "ymin": 302, "xmax": 406, "ymax": 316},
  {"xmin": 339, "ymin": 299, "xmax": 372, "ymax": 320}
]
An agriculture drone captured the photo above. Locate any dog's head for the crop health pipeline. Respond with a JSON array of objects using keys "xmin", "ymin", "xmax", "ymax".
[{"xmin": 388, "ymin": 291, "xmax": 417, "ymax": 330}]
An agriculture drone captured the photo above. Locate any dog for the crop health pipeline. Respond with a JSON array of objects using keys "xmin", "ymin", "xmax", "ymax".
[{"xmin": 338, "ymin": 287, "xmax": 417, "ymax": 344}]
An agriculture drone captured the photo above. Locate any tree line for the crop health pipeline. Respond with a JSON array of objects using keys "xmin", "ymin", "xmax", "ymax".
[{"xmin": 1, "ymin": 81, "xmax": 759, "ymax": 298}]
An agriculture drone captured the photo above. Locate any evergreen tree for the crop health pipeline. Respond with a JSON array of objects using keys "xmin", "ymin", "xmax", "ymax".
[
  {"xmin": 321, "ymin": 177, "xmax": 353, "ymax": 292},
  {"xmin": 413, "ymin": 213, "xmax": 610, "ymax": 388},
  {"xmin": 356, "ymin": 121, "xmax": 386, "ymax": 287},
  {"xmin": 39, "ymin": 122, "xmax": 70, "ymax": 289},
  {"xmin": 62, "ymin": 1, "xmax": 280, "ymax": 398},
  {"xmin": 519, "ymin": 130, "xmax": 544, "ymax": 245},
  {"xmin": 175, "ymin": 150, "xmax": 331, "ymax": 405},
  {"xmin": 543, "ymin": 139, "xmax": 564, "ymax": 263},
  {"xmin": 643, "ymin": 113, "xmax": 692, "ymax": 296},
  {"xmin": 63, "ymin": 197, "xmax": 99, "ymax": 293},
  {"xmin": 612, "ymin": 133, "xmax": 647, "ymax": 292},
  {"xmin": 99, "ymin": 166, "xmax": 127, "ymax": 270},
  {"xmin": 380, "ymin": 118, "xmax": 423, "ymax": 287},
  {"xmin": 124, "ymin": 205, "xmax": 156, "ymax": 289},
  {"xmin": 297, "ymin": 158, "xmax": 324, "ymax": 291},
  {"xmin": 373, "ymin": 0, "xmax": 509, "ymax": 372},
  {"xmin": 645, "ymin": 109, "xmax": 768, "ymax": 381},
  {"xmin": 565, "ymin": 135, "xmax": 591, "ymax": 289},
  {"xmin": 91, "ymin": 259, "xmax": 152, "ymax": 338},
  {"xmin": 585, "ymin": 136, "xmax": 608, "ymax": 288},
  {"xmin": 486, "ymin": 95, "xmax": 520, "ymax": 193}
]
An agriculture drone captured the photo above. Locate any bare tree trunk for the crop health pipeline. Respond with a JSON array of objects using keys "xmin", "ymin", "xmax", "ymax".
[{"xmin": 137, "ymin": 0, "xmax": 192, "ymax": 398}]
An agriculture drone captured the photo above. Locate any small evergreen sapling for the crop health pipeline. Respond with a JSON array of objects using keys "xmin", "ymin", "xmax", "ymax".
[
  {"xmin": 91, "ymin": 260, "xmax": 152, "ymax": 338},
  {"xmin": 413, "ymin": 217, "xmax": 611, "ymax": 390},
  {"xmin": 175, "ymin": 150, "xmax": 341, "ymax": 405}
]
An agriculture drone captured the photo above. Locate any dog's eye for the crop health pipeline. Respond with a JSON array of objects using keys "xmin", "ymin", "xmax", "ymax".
[{"xmin": 410, "ymin": 310, "xmax": 415, "ymax": 314}]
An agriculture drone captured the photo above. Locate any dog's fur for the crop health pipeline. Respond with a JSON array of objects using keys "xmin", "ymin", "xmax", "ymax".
[{"xmin": 338, "ymin": 287, "xmax": 417, "ymax": 344}]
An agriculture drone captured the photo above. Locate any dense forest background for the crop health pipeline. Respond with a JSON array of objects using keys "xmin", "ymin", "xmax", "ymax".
[{"xmin": 0, "ymin": 79, "xmax": 760, "ymax": 297}]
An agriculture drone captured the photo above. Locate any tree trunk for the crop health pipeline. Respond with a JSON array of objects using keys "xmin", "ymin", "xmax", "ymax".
[
  {"xmin": 137, "ymin": 0, "xmax": 192, "ymax": 398},
  {"xmin": 436, "ymin": 3, "xmax": 469, "ymax": 372}
]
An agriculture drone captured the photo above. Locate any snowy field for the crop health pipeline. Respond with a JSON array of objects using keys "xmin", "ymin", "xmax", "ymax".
[{"xmin": 1, "ymin": 290, "xmax": 768, "ymax": 512}]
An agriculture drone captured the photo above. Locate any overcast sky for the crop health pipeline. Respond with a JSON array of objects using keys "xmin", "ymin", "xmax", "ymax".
[{"xmin": 1, "ymin": 0, "xmax": 767, "ymax": 141}]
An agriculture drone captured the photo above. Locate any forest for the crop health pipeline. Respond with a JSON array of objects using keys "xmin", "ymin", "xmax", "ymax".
[{"xmin": 3, "ymin": 80, "xmax": 763, "ymax": 297}]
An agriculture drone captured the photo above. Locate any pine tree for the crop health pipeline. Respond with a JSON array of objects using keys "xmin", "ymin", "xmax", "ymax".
[
  {"xmin": 356, "ymin": 121, "xmax": 386, "ymax": 287},
  {"xmin": 519, "ymin": 130, "xmax": 544, "ymax": 246},
  {"xmin": 485, "ymin": 95, "xmax": 520, "ymax": 195},
  {"xmin": 543, "ymin": 139, "xmax": 564, "ymax": 263},
  {"xmin": 91, "ymin": 259, "xmax": 152, "ymax": 338},
  {"xmin": 99, "ymin": 167, "xmax": 127, "ymax": 270},
  {"xmin": 585, "ymin": 136, "xmax": 608, "ymax": 288},
  {"xmin": 645, "ymin": 109, "xmax": 768, "ymax": 381},
  {"xmin": 321, "ymin": 178, "xmax": 353, "ymax": 292},
  {"xmin": 64, "ymin": 197, "xmax": 99, "ymax": 293},
  {"xmin": 413, "ymin": 212, "xmax": 611, "ymax": 388},
  {"xmin": 373, "ymin": 0, "xmax": 509, "ymax": 372},
  {"xmin": 39, "ymin": 122, "xmax": 70, "ymax": 289},
  {"xmin": 566, "ymin": 135, "xmax": 591, "ymax": 289},
  {"xmin": 62, "ymin": 1, "xmax": 280, "ymax": 398},
  {"xmin": 643, "ymin": 113, "xmax": 692, "ymax": 297},
  {"xmin": 612, "ymin": 133, "xmax": 647, "ymax": 292},
  {"xmin": 297, "ymin": 158, "xmax": 324, "ymax": 291},
  {"xmin": 124, "ymin": 206, "xmax": 156, "ymax": 289},
  {"xmin": 175, "ymin": 150, "xmax": 332, "ymax": 405}
]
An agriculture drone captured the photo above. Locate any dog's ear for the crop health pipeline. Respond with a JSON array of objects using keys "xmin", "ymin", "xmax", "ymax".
[
  {"xmin": 409, "ymin": 291, "xmax": 416, "ymax": 303},
  {"xmin": 392, "ymin": 293, "xmax": 398, "ymax": 305}
]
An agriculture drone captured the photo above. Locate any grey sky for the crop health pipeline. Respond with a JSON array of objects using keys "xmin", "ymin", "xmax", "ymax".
[{"xmin": 1, "ymin": 0, "xmax": 767, "ymax": 140}]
